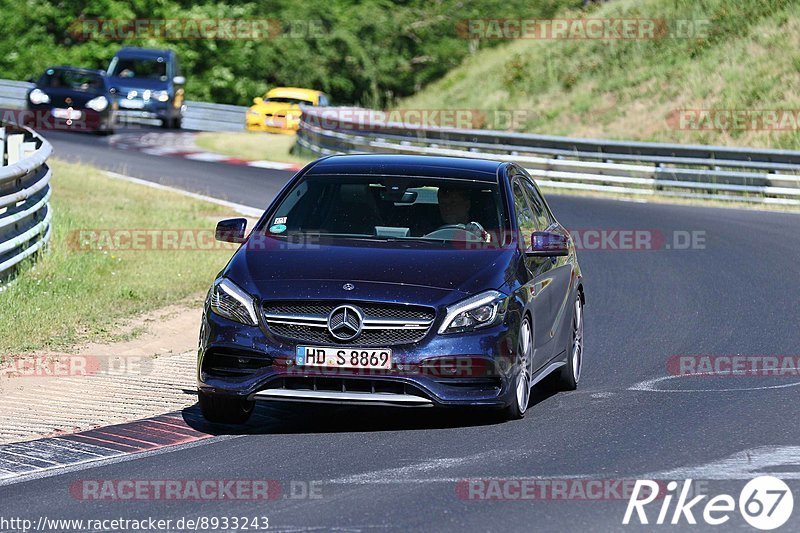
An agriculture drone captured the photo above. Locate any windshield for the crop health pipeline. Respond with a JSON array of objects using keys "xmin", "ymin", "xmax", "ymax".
[
  {"xmin": 265, "ymin": 97, "xmax": 314, "ymax": 105},
  {"xmin": 109, "ymin": 57, "xmax": 168, "ymax": 81},
  {"xmin": 41, "ymin": 69, "xmax": 104, "ymax": 92},
  {"xmin": 263, "ymin": 175, "xmax": 508, "ymax": 244}
]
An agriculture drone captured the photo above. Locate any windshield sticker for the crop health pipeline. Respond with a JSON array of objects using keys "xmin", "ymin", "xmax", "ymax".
[
  {"xmin": 269, "ymin": 224, "xmax": 287, "ymax": 234},
  {"xmin": 274, "ymin": 217, "xmax": 287, "ymax": 225}
]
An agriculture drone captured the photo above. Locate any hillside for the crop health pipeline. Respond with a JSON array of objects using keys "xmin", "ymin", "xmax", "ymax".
[
  {"xmin": 0, "ymin": 0, "xmax": 572, "ymax": 108},
  {"xmin": 400, "ymin": 0, "xmax": 800, "ymax": 149}
]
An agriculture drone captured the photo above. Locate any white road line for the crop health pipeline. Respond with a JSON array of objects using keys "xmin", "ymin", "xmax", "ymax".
[
  {"xmin": 104, "ymin": 171, "xmax": 263, "ymax": 217},
  {"xmin": 184, "ymin": 152, "xmax": 231, "ymax": 162},
  {"xmin": 629, "ymin": 374, "xmax": 800, "ymax": 393},
  {"xmin": 248, "ymin": 160, "xmax": 300, "ymax": 170},
  {"xmin": 324, "ymin": 445, "xmax": 800, "ymax": 486},
  {"xmin": 140, "ymin": 147, "xmax": 190, "ymax": 156},
  {"xmin": 642, "ymin": 446, "xmax": 800, "ymax": 480},
  {"xmin": 326, "ymin": 451, "xmax": 524, "ymax": 485}
]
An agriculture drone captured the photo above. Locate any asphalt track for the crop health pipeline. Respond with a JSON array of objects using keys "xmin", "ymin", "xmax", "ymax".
[{"xmin": 2, "ymin": 128, "xmax": 799, "ymax": 532}]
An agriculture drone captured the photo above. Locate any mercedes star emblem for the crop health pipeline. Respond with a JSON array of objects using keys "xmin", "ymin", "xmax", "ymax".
[{"xmin": 327, "ymin": 305, "xmax": 363, "ymax": 341}]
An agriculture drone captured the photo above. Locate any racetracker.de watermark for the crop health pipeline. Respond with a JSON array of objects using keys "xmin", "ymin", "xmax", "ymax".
[
  {"xmin": 668, "ymin": 109, "xmax": 800, "ymax": 131},
  {"xmin": 68, "ymin": 18, "xmax": 326, "ymax": 41},
  {"xmin": 67, "ymin": 228, "xmax": 706, "ymax": 253},
  {"xmin": 0, "ymin": 355, "xmax": 153, "ymax": 379},
  {"xmin": 457, "ymin": 18, "xmax": 710, "ymax": 40},
  {"xmin": 0, "ymin": 108, "xmax": 155, "ymax": 132},
  {"xmin": 69, "ymin": 479, "xmax": 322, "ymax": 501},
  {"xmin": 68, "ymin": 229, "xmax": 241, "ymax": 252},
  {"xmin": 304, "ymin": 108, "xmax": 532, "ymax": 131},
  {"xmin": 456, "ymin": 478, "xmax": 667, "ymax": 501},
  {"xmin": 667, "ymin": 355, "xmax": 800, "ymax": 377},
  {"xmin": 569, "ymin": 229, "xmax": 706, "ymax": 251}
]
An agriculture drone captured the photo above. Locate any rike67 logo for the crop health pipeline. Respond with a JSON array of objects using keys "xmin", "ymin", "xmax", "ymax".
[{"xmin": 623, "ymin": 477, "xmax": 794, "ymax": 530}]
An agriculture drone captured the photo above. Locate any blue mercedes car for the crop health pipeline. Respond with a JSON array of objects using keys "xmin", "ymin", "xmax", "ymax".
[
  {"xmin": 198, "ymin": 154, "xmax": 584, "ymax": 423},
  {"xmin": 106, "ymin": 47, "xmax": 185, "ymax": 129}
]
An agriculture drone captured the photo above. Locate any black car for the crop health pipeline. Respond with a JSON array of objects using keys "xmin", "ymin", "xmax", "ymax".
[
  {"xmin": 107, "ymin": 47, "xmax": 185, "ymax": 129},
  {"xmin": 26, "ymin": 67, "xmax": 116, "ymax": 133},
  {"xmin": 198, "ymin": 154, "xmax": 585, "ymax": 423}
]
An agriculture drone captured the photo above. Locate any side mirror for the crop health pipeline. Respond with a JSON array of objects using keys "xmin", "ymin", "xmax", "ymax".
[
  {"xmin": 215, "ymin": 218, "xmax": 247, "ymax": 243},
  {"xmin": 252, "ymin": 97, "xmax": 264, "ymax": 106},
  {"xmin": 526, "ymin": 231, "xmax": 569, "ymax": 257},
  {"xmin": 173, "ymin": 76, "xmax": 186, "ymax": 85}
]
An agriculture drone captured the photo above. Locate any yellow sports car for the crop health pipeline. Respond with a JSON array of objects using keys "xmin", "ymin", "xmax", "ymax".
[{"xmin": 245, "ymin": 87, "xmax": 329, "ymax": 133}]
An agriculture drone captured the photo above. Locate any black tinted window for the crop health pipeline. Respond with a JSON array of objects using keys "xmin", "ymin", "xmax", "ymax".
[
  {"xmin": 512, "ymin": 180, "xmax": 537, "ymax": 249},
  {"xmin": 110, "ymin": 58, "xmax": 168, "ymax": 81},
  {"xmin": 267, "ymin": 175, "xmax": 506, "ymax": 244},
  {"xmin": 519, "ymin": 178, "xmax": 551, "ymax": 231},
  {"xmin": 41, "ymin": 70, "xmax": 104, "ymax": 92}
]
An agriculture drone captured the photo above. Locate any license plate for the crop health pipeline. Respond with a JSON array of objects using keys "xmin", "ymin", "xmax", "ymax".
[
  {"xmin": 296, "ymin": 346, "xmax": 392, "ymax": 370},
  {"xmin": 52, "ymin": 108, "xmax": 82, "ymax": 120},
  {"xmin": 265, "ymin": 117, "xmax": 286, "ymax": 128},
  {"xmin": 120, "ymin": 99, "xmax": 145, "ymax": 109}
]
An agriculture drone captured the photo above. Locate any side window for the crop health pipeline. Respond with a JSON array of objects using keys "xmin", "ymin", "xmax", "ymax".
[
  {"xmin": 511, "ymin": 180, "xmax": 537, "ymax": 250},
  {"xmin": 318, "ymin": 94, "xmax": 329, "ymax": 106},
  {"xmin": 520, "ymin": 179, "xmax": 551, "ymax": 231}
]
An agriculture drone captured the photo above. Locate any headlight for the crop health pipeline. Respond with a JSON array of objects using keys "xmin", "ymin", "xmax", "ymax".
[
  {"xmin": 29, "ymin": 89, "xmax": 50, "ymax": 105},
  {"xmin": 210, "ymin": 278, "xmax": 259, "ymax": 326},
  {"xmin": 152, "ymin": 90, "xmax": 170, "ymax": 102},
  {"xmin": 439, "ymin": 290, "xmax": 507, "ymax": 334},
  {"xmin": 85, "ymin": 96, "xmax": 108, "ymax": 112}
]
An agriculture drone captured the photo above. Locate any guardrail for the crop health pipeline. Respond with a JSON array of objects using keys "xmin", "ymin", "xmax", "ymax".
[
  {"xmin": 0, "ymin": 79, "xmax": 246, "ymax": 132},
  {"xmin": 0, "ymin": 121, "xmax": 52, "ymax": 278},
  {"xmin": 297, "ymin": 107, "xmax": 800, "ymax": 206}
]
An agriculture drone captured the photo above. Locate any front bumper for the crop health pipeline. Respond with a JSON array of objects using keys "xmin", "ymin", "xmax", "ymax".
[
  {"xmin": 116, "ymin": 99, "xmax": 180, "ymax": 123},
  {"xmin": 25, "ymin": 105, "xmax": 112, "ymax": 132},
  {"xmin": 245, "ymin": 113, "xmax": 300, "ymax": 134},
  {"xmin": 198, "ymin": 308, "xmax": 520, "ymax": 409},
  {"xmin": 250, "ymin": 388, "xmax": 434, "ymax": 407}
]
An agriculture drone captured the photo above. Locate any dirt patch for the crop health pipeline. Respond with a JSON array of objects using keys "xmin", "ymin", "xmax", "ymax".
[{"xmin": 0, "ymin": 298, "xmax": 206, "ymax": 444}]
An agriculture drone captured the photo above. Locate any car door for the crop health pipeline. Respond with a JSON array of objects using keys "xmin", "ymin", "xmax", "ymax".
[
  {"xmin": 518, "ymin": 174, "xmax": 574, "ymax": 359},
  {"xmin": 509, "ymin": 176, "xmax": 558, "ymax": 372}
]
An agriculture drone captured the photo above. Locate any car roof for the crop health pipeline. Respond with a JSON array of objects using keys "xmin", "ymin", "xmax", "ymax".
[
  {"xmin": 44, "ymin": 66, "xmax": 105, "ymax": 76},
  {"xmin": 114, "ymin": 47, "xmax": 173, "ymax": 58},
  {"xmin": 266, "ymin": 87, "xmax": 323, "ymax": 100},
  {"xmin": 305, "ymin": 154, "xmax": 504, "ymax": 182}
]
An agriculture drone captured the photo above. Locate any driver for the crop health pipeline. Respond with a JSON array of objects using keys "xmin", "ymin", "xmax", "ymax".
[
  {"xmin": 438, "ymin": 186, "xmax": 471, "ymax": 225},
  {"xmin": 434, "ymin": 186, "xmax": 488, "ymax": 241}
]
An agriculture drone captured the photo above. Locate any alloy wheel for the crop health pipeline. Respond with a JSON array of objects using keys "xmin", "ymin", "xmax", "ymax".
[{"xmin": 516, "ymin": 317, "xmax": 532, "ymax": 413}]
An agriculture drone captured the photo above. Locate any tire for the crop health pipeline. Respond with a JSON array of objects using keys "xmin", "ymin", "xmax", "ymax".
[
  {"xmin": 500, "ymin": 316, "xmax": 533, "ymax": 420},
  {"xmin": 172, "ymin": 116, "xmax": 182, "ymax": 130},
  {"xmin": 198, "ymin": 390, "xmax": 254, "ymax": 424},
  {"xmin": 552, "ymin": 293, "xmax": 584, "ymax": 391}
]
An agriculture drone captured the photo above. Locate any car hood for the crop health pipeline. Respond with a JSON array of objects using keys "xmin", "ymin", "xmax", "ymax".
[
  {"xmin": 223, "ymin": 237, "xmax": 515, "ymax": 307},
  {"xmin": 34, "ymin": 88, "xmax": 104, "ymax": 108},
  {"xmin": 249, "ymin": 102, "xmax": 302, "ymax": 115}
]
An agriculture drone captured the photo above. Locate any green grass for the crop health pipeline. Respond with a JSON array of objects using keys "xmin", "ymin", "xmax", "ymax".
[
  {"xmin": 194, "ymin": 132, "xmax": 315, "ymax": 165},
  {"xmin": 400, "ymin": 0, "xmax": 800, "ymax": 149},
  {"xmin": 0, "ymin": 159, "xmax": 238, "ymax": 354}
]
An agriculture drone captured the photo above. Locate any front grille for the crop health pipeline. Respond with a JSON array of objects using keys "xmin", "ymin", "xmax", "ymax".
[{"xmin": 262, "ymin": 301, "xmax": 436, "ymax": 346}]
